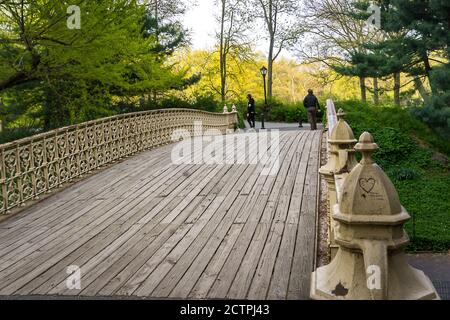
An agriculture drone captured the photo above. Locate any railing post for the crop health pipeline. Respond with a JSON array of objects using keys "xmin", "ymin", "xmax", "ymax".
[
  {"xmin": 320, "ymin": 107, "xmax": 358, "ymax": 258},
  {"xmin": 311, "ymin": 132, "xmax": 440, "ymax": 300}
]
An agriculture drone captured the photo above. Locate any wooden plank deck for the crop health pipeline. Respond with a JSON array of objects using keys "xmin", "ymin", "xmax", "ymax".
[{"xmin": 0, "ymin": 130, "xmax": 322, "ymax": 299}]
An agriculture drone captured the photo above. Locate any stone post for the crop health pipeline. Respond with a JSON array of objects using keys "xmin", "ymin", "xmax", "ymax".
[
  {"xmin": 223, "ymin": 105, "xmax": 229, "ymax": 114},
  {"xmin": 319, "ymin": 109, "xmax": 358, "ymax": 258},
  {"xmin": 311, "ymin": 132, "xmax": 440, "ymax": 300}
]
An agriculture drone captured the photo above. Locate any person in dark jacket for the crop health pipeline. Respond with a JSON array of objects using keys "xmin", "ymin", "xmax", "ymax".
[
  {"xmin": 303, "ymin": 89, "xmax": 320, "ymax": 130},
  {"xmin": 247, "ymin": 94, "xmax": 256, "ymax": 128}
]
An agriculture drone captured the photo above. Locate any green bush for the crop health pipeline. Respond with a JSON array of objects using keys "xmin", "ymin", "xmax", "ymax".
[
  {"xmin": 254, "ymin": 98, "xmax": 309, "ymax": 123},
  {"xmin": 0, "ymin": 127, "xmax": 42, "ymax": 144},
  {"xmin": 386, "ymin": 166, "xmax": 421, "ymax": 182},
  {"xmin": 141, "ymin": 94, "xmax": 221, "ymax": 113}
]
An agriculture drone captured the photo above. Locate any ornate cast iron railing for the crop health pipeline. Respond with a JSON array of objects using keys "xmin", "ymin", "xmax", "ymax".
[{"xmin": 0, "ymin": 108, "xmax": 238, "ymax": 215}]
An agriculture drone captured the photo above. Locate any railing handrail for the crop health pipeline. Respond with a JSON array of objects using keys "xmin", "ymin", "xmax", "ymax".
[
  {"xmin": 325, "ymin": 99, "xmax": 337, "ymax": 137},
  {"xmin": 0, "ymin": 108, "xmax": 237, "ymax": 150}
]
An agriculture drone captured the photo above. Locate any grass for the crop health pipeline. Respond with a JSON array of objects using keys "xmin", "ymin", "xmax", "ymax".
[{"xmin": 334, "ymin": 100, "xmax": 450, "ymax": 252}]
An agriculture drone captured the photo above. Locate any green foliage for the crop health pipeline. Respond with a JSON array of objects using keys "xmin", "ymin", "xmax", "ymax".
[
  {"xmin": 386, "ymin": 166, "xmax": 421, "ymax": 182},
  {"xmin": 400, "ymin": 176, "xmax": 450, "ymax": 252},
  {"xmin": 336, "ymin": 100, "xmax": 450, "ymax": 252},
  {"xmin": 0, "ymin": 0, "xmax": 191, "ymax": 132},
  {"xmin": 338, "ymin": 100, "xmax": 450, "ymax": 156},
  {"xmin": 141, "ymin": 94, "xmax": 221, "ymax": 113},
  {"xmin": 351, "ymin": 0, "xmax": 450, "ymax": 137},
  {"xmin": 0, "ymin": 127, "xmax": 42, "ymax": 144},
  {"xmin": 255, "ymin": 99, "xmax": 309, "ymax": 123},
  {"xmin": 40, "ymin": 80, "xmax": 116, "ymax": 130},
  {"xmin": 411, "ymin": 64, "xmax": 450, "ymax": 139}
]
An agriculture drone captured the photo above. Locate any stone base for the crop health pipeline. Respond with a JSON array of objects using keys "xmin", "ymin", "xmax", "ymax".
[{"xmin": 311, "ymin": 249, "xmax": 440, "ymax": 300}]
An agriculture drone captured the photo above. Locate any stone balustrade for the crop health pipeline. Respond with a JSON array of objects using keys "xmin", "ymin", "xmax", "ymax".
[
  {"xmin": 0, "ymin": 108, "xmax": 238, "ymax": 215},
  {"xmin": 312, "ymin": 100, "xmax": 440, "ymax": 300}
]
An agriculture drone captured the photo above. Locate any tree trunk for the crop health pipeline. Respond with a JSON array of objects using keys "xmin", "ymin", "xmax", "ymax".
[
  {"xmin": 413, "ymin": 76, "xmax": 430, "ymax": 101},
  {"xmin": 373, "ymin": 77, "xmax": 379, "ymax": 105},
  {"xmin": 219, "ymin": 0, "xmax": 226, "ymax": 103},
  {"xmin": 359, "ymin": 76, "xmax": 367, "ymax": 102},
  {"xmin": 421, "ymin": 54, "xmax": 438, "ymax": 96},
  {"xmin": 267, "ymin": 35, "xmax": 275, "ymax": 100},
  {"xmin": 394, "ymin": 72, "xmax": 401, "ymax": 106},
  {"xmin": 290, "ymin": 76, "xmax": 296, "ymax": 103}
]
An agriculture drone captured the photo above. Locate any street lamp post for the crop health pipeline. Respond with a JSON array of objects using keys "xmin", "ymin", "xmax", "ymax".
[{"xmin": 260, "ymin": 66, "xmax": 268, "ymax": 130}]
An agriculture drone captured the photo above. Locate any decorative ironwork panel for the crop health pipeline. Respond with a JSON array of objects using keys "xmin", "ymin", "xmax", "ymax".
[{"xmin": 0, "ymin": 109, "xmax": 237, "ymax": 214}]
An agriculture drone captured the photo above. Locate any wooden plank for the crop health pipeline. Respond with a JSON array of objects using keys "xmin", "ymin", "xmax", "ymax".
[
  {"xmin": 225, "ymin": 133, "xmax": 305, "ymax": 299},
  {"xmin": 207, "ymin": 133, "xmax": 299, "ymax": 299},
  {"xmin": 95, "ymin": 136, "xmax": 248, "ymax": 296},
  {"xmin": 55, "ymin": 164, "xmax": 222, "ymax": 295},
  {"xmin": 0, "ymin": 147, "xmax": 179, "ymax": 247},
  {"xmin": 287, "ymin": 131, "xmax": 321, "ymax": 300},
  {"xmin": 266, "ymin": 133, "xmax": 314, "ymax": 300},
  {"xmin": 167, "ymin": 195, "xmax": 248, "ymax": 298},
  {"xmin": 0, "ymin": 145, "xmax": 215, "ymax": 294},
  {"xmin": 78, "ymin": 195, "xmax": 206, "ymax": 296},
  {"xmin": 188, "ymin": 223, "xmax": 243, "ymax": 299},
  {"xmin": 146, "ymin": 133, "xmax": 281, "ymax": 298},
  {"xmin": 0, "ymin": 143, "xmax": 174, "ymax": 236},
  {"xmin": 0, "ymin": 129, "xmax": 323, "ymax": 299}
]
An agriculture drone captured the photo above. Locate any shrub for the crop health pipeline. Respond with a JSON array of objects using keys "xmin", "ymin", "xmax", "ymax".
[
  {"xmin": 141, "ymin": 94, "xmax": 221, "ymax": 113},
  {"xmin": 0, "ymin": 127, "xmax": 42, "ymax": 144},
  {"xmin": 253, "ymin": 98, "xmax": 309, "ymax": 123},
  {"xmin": 386, "ymin": 166, "xmax": 421, "ymax": 182}
]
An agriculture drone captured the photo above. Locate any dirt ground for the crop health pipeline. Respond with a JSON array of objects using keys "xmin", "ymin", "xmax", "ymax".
[{"xmin": 316, "ymin": 131, "xmax": 330, "ymax": 267}]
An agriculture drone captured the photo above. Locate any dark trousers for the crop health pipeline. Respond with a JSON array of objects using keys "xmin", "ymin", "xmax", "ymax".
[
  {"xmin": 247, "ymin": 112, "xmax": 255, "ymax": 128},
  {"xmin": 307, "ymin": 107, "xmax": 317, "ymax": 130}
]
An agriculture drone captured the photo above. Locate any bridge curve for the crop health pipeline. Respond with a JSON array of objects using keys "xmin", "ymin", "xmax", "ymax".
[{"xmin": 0, "ymin": 118, "xmax": 322, "ymax": 299}]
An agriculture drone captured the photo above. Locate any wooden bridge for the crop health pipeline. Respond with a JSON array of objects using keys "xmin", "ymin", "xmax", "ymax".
[{"xmin": 0, "ymin": 108, "xmax": 322, "ymax": 299}]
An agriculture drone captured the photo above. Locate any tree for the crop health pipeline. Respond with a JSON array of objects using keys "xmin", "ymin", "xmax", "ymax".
[
  {"xmin": 141, "ymin": 1, "xmax": 190, "ymax": 101},
  {"xmin": 354, "ymin": 0, "xmax": 450, "ymax": 136},
  {"xmin": 254, "ymin": 0, "xmax": 305, "ymax": 99},
  {"xmin": 217, "ymin": 0, "xmax": 252, "ymax": 103},
  {"xmin": 0, "ymin": 0, "xmax": 188, "ymax": 129},
  {"xmin": 298, "ymin": 0, "xmax": 380, "ymax": 103},
  {"xmin": 142, "ymin": 2, "xmax": 188, "ymax": 58}
]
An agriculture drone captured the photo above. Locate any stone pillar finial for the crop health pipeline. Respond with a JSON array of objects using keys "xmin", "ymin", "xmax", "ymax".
[
  {"xmin": 319, "ymin": 109, "xmax": 358, "ymax": 176},
  {"xmin": 355, "ymin": 132, "xmax": 379, "ymax": 164},
  {"xmin": 223, "ymin": 105, "xmax": 229, "ymax": 114},
  {"xmin": 311, "ymin": 132, "xmax": 440, "ymax": 300},
  {"xmin": 337, "ymin": 108, "xmax": 346, "ymax": 120},
  {"xmin": 232, "ymin": 104, "xmax": 237, "ymax": 113}
]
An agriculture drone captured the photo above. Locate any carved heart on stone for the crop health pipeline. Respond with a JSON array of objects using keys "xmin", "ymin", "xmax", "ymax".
[{"xmin": 359, "ymin": 178, "xmax": 376, "ymax": 194}]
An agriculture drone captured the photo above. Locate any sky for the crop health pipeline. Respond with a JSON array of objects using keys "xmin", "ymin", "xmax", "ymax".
[
  {"xmin": 182, "ymin": 0, "xmax": 296, "ymax": 60},
  {"xmin": 182, "ymin": 0, "xmax": 217, "ymax": 50}
]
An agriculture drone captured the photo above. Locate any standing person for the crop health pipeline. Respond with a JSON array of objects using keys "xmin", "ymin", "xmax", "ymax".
[
  {"xmin": 303, "ymin": 89, "xmax": 320, "ymax": 130},
  {"xmin": 246, "ymin": 94, "xmax": 256, "ymax": 129}
]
